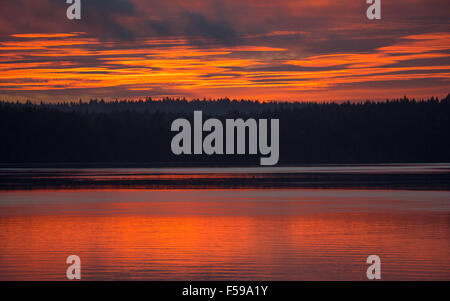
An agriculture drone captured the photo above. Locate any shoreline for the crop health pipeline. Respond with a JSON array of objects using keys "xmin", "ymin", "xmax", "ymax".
[{"xmin": 1, "ymin": 170, "xmax": 449, "ymax": 191}]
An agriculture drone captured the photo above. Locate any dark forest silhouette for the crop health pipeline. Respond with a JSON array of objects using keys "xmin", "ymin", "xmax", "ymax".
[{"xmin": 1, "ymin": 94, "xmax": 449, "ymax": 165}]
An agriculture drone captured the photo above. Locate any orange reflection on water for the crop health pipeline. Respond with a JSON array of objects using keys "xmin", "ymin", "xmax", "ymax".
[{"xmin": 0, "ymin": 189, "xmax": 449, "ymax": 280}]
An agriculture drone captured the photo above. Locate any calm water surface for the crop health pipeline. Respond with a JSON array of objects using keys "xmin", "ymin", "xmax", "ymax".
[{"xmin": 0, "ymin": 166, "xmax": 449, "ymax": 280}]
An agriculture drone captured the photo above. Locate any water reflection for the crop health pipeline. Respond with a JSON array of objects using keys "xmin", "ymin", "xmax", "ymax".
[{"xmin": 0, "ymin": 189, "xmax": 449, "ymax": 280}]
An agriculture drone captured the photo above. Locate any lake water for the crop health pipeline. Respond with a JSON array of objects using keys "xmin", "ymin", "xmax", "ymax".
[{"xmin": 0, "ymin": 165, "xmax": 449, "ymax": 280}]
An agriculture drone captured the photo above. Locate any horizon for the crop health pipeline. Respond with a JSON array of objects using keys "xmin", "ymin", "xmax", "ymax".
[{"xmin": 1, "ymin": 93, "xmax": 449, "ymax": 105}]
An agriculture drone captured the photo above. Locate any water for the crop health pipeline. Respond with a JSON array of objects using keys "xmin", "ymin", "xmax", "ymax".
[{"xmin": 0, "ymin": 165, "xmax": 449, "ymax": 280}]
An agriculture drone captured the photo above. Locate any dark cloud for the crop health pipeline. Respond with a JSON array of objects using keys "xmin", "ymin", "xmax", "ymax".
[
  {"xmin": 1, "ymin": 0, "xmax": 449, "ymax": 47},
  {"xmin": 200, "ymin": 73, "xmax": 241, "ymax": 78},
  {"xmin": 0, "ymin": 0, "xmax": 138, "ymax": 41},
  {"xmin": 247, "ymin": 64, "xmax": 347, "ymax": 72},
  {"xmin": 81, "ymin": 0, "xmax": 137, "ymax": 41},
  {"xmin": 181, "ymin": 10, "xmax": 239, "ymax": 46},
  {"xmin": 383, "ymin": 56, "xmax": 450, "ymax": 68},
  {"xmin": 146, "ymin": 19, "xmax": 172, "ymax": 36}
]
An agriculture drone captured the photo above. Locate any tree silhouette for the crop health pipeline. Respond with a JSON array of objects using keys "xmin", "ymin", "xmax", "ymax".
[{"xmin": 0, "ymin": 94, "xmax": 449, "ymax": 165}]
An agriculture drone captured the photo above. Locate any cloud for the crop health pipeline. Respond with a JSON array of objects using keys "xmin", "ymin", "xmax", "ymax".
[
  {"xmin": 0, "ymin": 0, "xmax": 137, "ymax": 41},
  {"xmin": 181, "ymin": 10, "xmax": 239, "ymax": 46},
  {"xmin": 81, "ymin": 0, "xmax": 137, "ymax": 41},
  {"xmin": 0, "ymin": 0, "xmax": 449, "ymax": 101}
]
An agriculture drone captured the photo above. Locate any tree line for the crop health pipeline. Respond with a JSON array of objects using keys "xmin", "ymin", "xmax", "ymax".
[{"xmin": 0, "ymin": 95, "xmax": 449, "ymax": 165}]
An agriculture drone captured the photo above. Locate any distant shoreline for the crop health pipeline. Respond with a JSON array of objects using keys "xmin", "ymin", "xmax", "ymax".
[
  {"xmin": 1, "ymin": 164, "xmax": 449, "ymax": 191},
  {"xmin": 1, "ymin": 162, "xmax": 449, "ymax": 168}
]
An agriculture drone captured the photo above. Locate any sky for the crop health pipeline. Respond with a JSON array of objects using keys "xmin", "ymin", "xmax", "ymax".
[{"xmin": 0, "ymin": 0, "xmax": 449, "ymax": 102}]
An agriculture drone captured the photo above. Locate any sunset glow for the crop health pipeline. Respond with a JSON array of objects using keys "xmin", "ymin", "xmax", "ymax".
[{"xmin": 0, "ymin": 0, "xmax": 449, "ymax": 101}]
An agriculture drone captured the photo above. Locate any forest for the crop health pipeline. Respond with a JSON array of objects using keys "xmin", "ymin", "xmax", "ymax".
[{"xmin": 0, "ymin": 95, "xmax": 449, "ymax": 166}]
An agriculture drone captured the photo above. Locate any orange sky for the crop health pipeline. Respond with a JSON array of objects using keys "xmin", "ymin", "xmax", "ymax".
[{"xmin": 0, "ymin": 0, "xmax": 449, "ymax": 102}]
